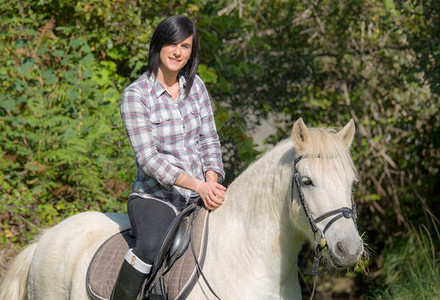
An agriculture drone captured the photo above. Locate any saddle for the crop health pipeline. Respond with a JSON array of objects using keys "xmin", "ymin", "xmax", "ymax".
[{"xmin": 86, "ymin": 203, "xmax": 209, "ymax": 300}]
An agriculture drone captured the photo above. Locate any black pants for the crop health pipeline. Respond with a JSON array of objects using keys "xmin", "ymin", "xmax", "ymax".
[{"xmin": 127, "ymin": 196, "xmax": 177, "ymax": 265}]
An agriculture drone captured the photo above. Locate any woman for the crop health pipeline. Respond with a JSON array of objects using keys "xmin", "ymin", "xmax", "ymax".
[{"xmin": 112, "ymin": 15, "xmax": 226, "ymax": 300}]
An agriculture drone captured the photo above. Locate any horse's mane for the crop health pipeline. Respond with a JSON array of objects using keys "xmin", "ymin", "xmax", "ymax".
[
  {"xmin": 295, "ymin": 127, "xmax": 357, "ymax": 183},
  {"xmin": 223, "ymin": 138, "xmax": 293, "ymax": 220},
  {"xmin": 225, "ymin": 126, "xmax": 357, "ymax": 216}
]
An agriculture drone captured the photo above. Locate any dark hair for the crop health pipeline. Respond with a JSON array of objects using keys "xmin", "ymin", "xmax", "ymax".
[{"xmin": 146, "ymin": 15, "xmax": 199, "ymax": 97}]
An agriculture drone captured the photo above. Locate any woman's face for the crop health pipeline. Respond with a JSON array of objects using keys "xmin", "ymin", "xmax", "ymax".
[{"xmin": 159, "ymin": 35, "xmax": 193, "ymax": 74}]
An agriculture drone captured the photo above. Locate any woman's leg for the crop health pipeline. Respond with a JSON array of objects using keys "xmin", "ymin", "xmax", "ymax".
[
  {"xmin": 111, "ymin": 196, "xmax": 177, "ymax": 300},
  {"xmin": 128, "ymin": 197, "xmax": 178, "ymax": 264}
]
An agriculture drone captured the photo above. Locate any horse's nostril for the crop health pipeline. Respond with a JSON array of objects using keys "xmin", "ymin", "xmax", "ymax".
[{"xmin": 336, "ymin": 242, "xmax": 345, "ymax": 256}]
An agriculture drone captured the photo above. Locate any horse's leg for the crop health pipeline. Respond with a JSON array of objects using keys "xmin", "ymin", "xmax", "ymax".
[
  {"xmin": 0, "ymin": 242, "xmax": 38, "ymax": 300},
  {"xmin": 28, "ymin": 212, "xmax": 130, "ymax": 300}
]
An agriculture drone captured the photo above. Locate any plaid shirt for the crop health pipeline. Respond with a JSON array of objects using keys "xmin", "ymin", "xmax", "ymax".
[{"xmin": 120, "ymin": 72, "xmax": 225, "ymax": 210}]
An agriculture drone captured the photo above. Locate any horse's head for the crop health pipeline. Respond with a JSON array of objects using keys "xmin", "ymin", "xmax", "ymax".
[{"xmin": 290, "ymin": 118, "xmax": 363, "ymax": 267}]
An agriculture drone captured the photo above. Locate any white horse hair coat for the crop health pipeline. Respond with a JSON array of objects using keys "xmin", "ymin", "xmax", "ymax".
[{"xmin": 0, "ymin": 118, "xmax": 364, "ymax": 299}]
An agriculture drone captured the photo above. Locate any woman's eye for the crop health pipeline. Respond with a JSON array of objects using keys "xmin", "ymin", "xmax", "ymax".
[{"xmin": 302, "ymin": 177, "xmax": 313, "ymax": 186}]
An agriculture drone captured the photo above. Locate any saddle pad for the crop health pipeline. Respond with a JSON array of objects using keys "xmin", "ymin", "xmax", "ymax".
[
  {"xmin": 87, "ymin": 207, "xmax": 209, "ymax": 300},
  {"xmin": 87, "ymin": 230, "xmax": 136, "ymax": 300}
]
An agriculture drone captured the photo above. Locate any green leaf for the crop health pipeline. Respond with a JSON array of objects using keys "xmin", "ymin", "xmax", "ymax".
[
  {"xmin": 63, "ymin": 127, "xmax": 77, "ymax": 142},
  {"xmin": 36, "ymin": 46, "xmax": 48, "ymax": 56},
  {"xmin": 17, "ymin": 61, "xmax": 34, "ymax": 77},
  {"xmin": 15, "ymin": 39, "xmax": 26, "ymax": 49},
  {"xmin": 42, "ymin": 69, "xmax": 57, "ymax": 85},
  {"xmin": 52, "ymin": 50, "xmax": 65, "ymax": 58},
  {"xmin": 71, "ymin": 38, "xmax": 83, "ymax": 49},
  {"xmin": 64, "ymin": 70, "xmax": 78, "ymax": 84},
  {"xmin": 81, "ymin": 44, "xmax": 91, "ymax": 53},
  {"xmin": 16, "ymin": 95, "xmax": 27, "ymax": 105},
  {"xmin": 197, "ymin": 64, "xmax": 218, "ymax": 84},
  {"xmin": 107, "ymin": 48, "xmax": 124, "ymax": 60},
  {"xmin": 0, "ymin": 99, "xmax": 16, "ymax": 112},
  {"xmin": 80, "ymin": 53, "xmax": 94, "ymax": 65},
  {"xmin": 66, "ymin": 87, "xmax": 79, "ymax": 100}
]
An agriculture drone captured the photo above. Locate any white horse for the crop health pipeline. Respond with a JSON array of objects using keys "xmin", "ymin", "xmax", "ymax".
[{"xmin": 0, "ymin": 118, "xmax": 364, "ymax": 300}]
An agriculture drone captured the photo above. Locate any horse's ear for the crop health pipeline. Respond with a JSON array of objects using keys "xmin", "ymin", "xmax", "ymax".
[
  {"xmin": 337, "ymin": 119, "xmax": 355, "ymax": 148},
  {"xmin": 292, "ymin": 118, "xmax": 309, "ymax": 150}
]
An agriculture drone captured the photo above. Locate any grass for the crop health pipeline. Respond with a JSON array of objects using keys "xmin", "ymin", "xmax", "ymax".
[{"xmin": 368, "ymin": 223, "xmax": 440, "ymax": 299}]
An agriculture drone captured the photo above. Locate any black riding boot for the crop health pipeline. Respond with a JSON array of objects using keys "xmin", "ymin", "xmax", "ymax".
[{"xmin": 111, "ymin": 259, "xmax": 149, "ymax": 300}]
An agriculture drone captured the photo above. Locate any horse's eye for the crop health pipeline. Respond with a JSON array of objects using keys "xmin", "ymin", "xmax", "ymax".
[{"xmin": 301, "ymin": 177, "xmax": 314, "ymax": 186}]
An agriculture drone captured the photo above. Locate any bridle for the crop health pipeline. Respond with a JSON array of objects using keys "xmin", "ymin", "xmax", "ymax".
[
  {"xmin": 292, "ymin": 155, "xmax": 358, "ymax": 242},
  {"xmin": 292, "ymin": 155, "xmax": 358, "ymax": 300}
]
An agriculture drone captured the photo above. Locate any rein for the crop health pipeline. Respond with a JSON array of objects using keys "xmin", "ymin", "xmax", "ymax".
[
  {"xmin": 292, "ymin": 155, "xmax": 358, "ymax": 300},
  {"xmin": 189, "ymin": 206, "xmax": 222, "ymax": 300}
]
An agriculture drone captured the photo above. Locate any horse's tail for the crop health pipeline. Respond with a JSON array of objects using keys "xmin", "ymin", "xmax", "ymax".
[{"xmin": 0, "ymin": 242, "xmax": 38, "ymax": 300}]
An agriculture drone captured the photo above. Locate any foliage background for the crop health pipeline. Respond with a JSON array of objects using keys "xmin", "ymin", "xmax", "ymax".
[{"xmin": 1, "ymin": 0, "xmax": 439, "ymax": 298}]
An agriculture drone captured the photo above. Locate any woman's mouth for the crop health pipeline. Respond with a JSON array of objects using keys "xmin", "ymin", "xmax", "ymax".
[{"xmin": 169, "ymin": 57, "xmax": 181, "ymax": 64}]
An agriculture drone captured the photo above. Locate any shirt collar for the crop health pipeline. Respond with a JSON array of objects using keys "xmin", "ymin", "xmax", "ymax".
[{"xmin": 149, "ymin": 72, "xmax": 187, "ymax": 99}]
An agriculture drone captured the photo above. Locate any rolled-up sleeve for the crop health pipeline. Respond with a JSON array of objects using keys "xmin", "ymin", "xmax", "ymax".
[
  {"xmin": 197, "ymin": 81, "xmax": 225, "ymax": 183},
  {"xmin": 120, "ymin": 87, "xmax": 181, "ymax": 187}
]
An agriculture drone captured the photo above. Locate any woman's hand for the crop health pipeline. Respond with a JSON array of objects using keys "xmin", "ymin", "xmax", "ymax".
[
  {"xmin": 197, "ymin": 181, "xmax": 226, "ymax": 211},
  {"xmin": 174, "ymin": 171, "xmax": 226, "ymax": 210}
]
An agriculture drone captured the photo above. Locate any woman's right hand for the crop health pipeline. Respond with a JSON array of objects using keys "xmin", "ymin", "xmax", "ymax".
[{"xmin": 197, "ymin": 181, "xmax": 226, "ymax": 211}]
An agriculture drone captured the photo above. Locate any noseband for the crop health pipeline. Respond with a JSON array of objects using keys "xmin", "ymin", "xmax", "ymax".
[{"xmin": 292, "ymin": 155, "xmax": 358, "ymax": 240}]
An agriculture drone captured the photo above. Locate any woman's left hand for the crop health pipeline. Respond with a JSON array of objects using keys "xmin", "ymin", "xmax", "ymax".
[{"xmin": 197, "ymin": 181, "xmax": 226, "ymax": 211}]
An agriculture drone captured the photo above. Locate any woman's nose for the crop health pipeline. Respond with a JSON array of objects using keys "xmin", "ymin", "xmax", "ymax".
[{"xmin": 173, "ymin": 46, "xmax": 181, "ymax": 56}]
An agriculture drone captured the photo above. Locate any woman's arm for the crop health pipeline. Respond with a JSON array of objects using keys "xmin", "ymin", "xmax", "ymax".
[
  {"xmin": 205, "ymin": 170, "xmax": 218, "ymax": 183},
  {"xmin": 196, "ymin": 78, "xmax": 225, "ymax": 183},
  {"xmin": 121, "ymin": 88, "xmax": 181, "ymax": 187}
]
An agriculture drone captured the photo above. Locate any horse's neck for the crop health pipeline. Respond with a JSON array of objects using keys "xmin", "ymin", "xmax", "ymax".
[{"xmin": 207, "ymin": 140, "xmax": 305, "ymax": 285}]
